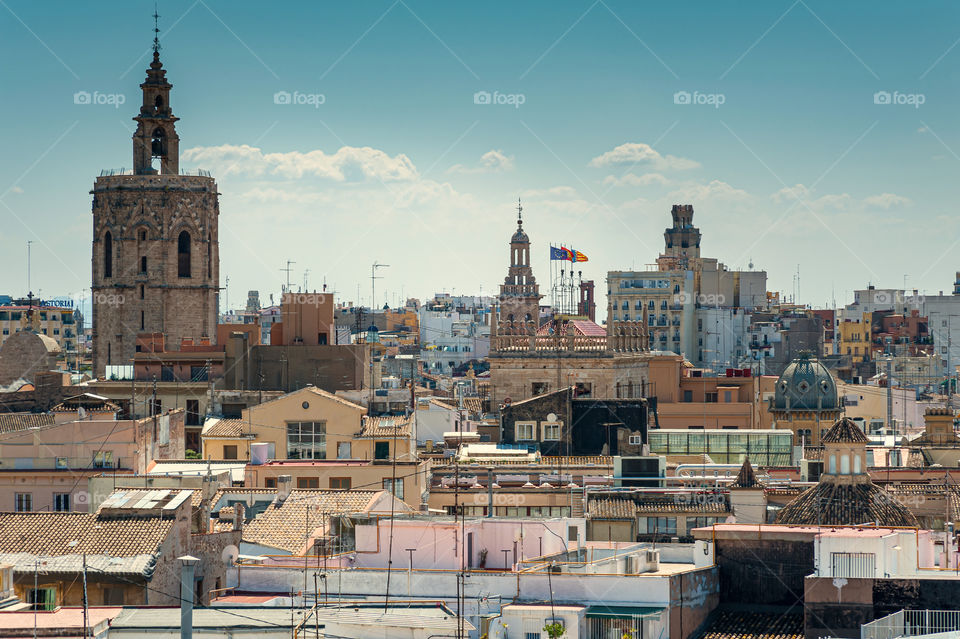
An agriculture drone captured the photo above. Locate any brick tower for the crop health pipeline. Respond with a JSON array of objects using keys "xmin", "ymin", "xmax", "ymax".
[{"xmin": 91, "ymin": 41, "xmax": 219, "ymax": 376}]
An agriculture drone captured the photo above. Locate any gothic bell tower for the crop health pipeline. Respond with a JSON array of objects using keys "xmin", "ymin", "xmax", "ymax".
[
  {"xmin": 91, "ymin": 13, "xmax": 220, "ymax": 378},
  {"xmin": 133, "ymin": 13, "xmax": 179, "ymax": 175}
]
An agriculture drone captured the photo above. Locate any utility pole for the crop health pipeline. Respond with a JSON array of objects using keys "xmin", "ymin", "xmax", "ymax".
[
  {"xmin": 82, "ymin": 554, "xmax": 89, "ymax": 639},
  {"xmin": 224, "ymin": 275, "xmax": 229, "ymax": 314}
]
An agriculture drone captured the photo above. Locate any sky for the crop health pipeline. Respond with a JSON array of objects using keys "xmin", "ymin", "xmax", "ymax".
[{"xmin": 1, "ymin": 1, "xmax": 959, "ymax": 318}]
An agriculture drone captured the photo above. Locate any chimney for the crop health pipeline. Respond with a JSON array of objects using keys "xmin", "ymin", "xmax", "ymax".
[
  {"xmin": 277, "ymin": 475, "xmax": 293, "ymax": 502},
  {"xmin": 233, "ymin": 502, "xmax": 244, "ymax": 531},
  {"xmin": 178, "ymin": 555, "xmax": 199, "ymax": 639}
]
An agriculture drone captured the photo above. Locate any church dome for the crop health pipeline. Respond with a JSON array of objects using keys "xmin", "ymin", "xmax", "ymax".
[
  {"xmin": 511, "ymin": 226, "xmax": 529, "ymax": 243},
  {"xmin": 773, "ymin": 352, "xmax": 837, "ymax": 411}
]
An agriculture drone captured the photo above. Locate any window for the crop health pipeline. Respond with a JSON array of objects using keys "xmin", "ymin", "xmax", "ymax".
[
  {"xmin": 683, "ymin": 390, "xmax": 693, "ymax": 403},
  {"xmin": 383, "ymin": 477, "xmax": 404, "ymax": 499},
  {"xmin": 542, "ymin": 422, "xmax": 561, "ymax": 441},
  {"xmin": 705, "ymin": 392, "xmax": 718, "ymax": 403},
  {"xmin": 177, "ymin": 231, "xmax": 191, "ymax": 277},
  {"xmin": 139, "ymin": 284, "xmax": 145, "ymax": 300},
  {"xmin": 724, "ymin": 391, "xmax": 732, "ymax": 403},
  {"xmin": 337, "ymin": 442, "xmax": 352, "ymax": 459},
  {"xmin": 264, "ymin": 477, "xmax": 277, "ymax": 488},
  {"xmin": 140, "ymin": 255, "xmax": 147, "ymax": 274},
  {"xmin": 628, "ymin": 435, "xmax": 643, "ymax": 445},
  {"xmin": 103, "ymin": 231, "xmax": 113, "ymax": 278},
  {"xmin": 829, "ymin": 454, "xmax": 837, "ymax": 474},
  {"xmin": 531, "ymin": 382, "xmax": 549, "ymax": 395},
  {"xmin": 287, "ymin": 421, "xmax": 326, "ymax": 459},
  {"xmin": 840, "ymin": 454, "xmax": 850, "ymax": 474},
  {"xmin": 330, "ymin": 477, "xmax": 351, "ymax": 490},
  {"xmin": 374, "ymin": 441, "xmax": 390, "ymax": 460},
  {"xmin": 138, "ymin": 229, "xmax": 147, "ymax": 241},
  {"xmin": 645, "ymin": 516, "xmax": 677, "ymax": 535},
  {"xmin": 15, "ymin": 493, "xmax": 32, "ymax": 512},
  {"xmin": 55, "ymin": 457, "xmax": 68, "ymax": 470},
  {"xmin": 515, "ymin": 422, "xmax": 535, "ymax": 441},
  {"xmin": 27, "ymin": 587, "xmax": 55, "ymax": 611},
  {"xmin": 54, "ymin": 493, "xmax": 70, "ymax": 512},
  {"xmin": 222, "ymin": 445, "xmax": 238, "ymax": 460},
  {"xmin": 297, "ymin": 477, "xmax": 319, "ymax": 489},
  {"xmin": 93, "ymin": 451, "xmax": 114, "ymax": 468},
  {"xmin": 185, "ymin": 400, "xmax": 201, "ymax": 426}
]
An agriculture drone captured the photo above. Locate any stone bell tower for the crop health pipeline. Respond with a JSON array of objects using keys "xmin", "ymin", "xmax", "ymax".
[{"xmin": 91, "ymin": 24, "xmax": 219, "ymax": 377}]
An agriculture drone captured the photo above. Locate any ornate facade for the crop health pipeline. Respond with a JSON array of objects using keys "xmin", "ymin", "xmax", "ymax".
[
  {"xmin": 489, "ymin": 206, "xmax": 649, "ymax": 405},
  {"xmin": 91, "ymin": 49, "xmax": 219, "ymax": 375}
]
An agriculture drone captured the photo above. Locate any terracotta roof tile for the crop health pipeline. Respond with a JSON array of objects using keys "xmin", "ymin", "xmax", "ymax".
[
  {"xmin": 821, "ymin": 417, "xmax": 870, "ymax": 444},
  {"xmin": 0, "ymin": 413, "xmax": 54, "ymax": 433},
  {"xmin": 587, "ymin": 498, "xmax": 637, "ymax": 519},
  {"xmin": 202, "ymin": 418, "xmax": 248, "ymax": 438},
  {"xmin": 359, "ymin": 415, "xmax": 412, "ymax": 438},
  {"xmin": 242, "ymin": 490, "xmax": 404, "ymax": 553},
  {"xmin": 697, "ymin": 610, "xmax": 803, "ymax": 639}
]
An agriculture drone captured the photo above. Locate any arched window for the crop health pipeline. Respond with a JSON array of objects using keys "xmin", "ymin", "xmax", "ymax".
[
  {"xmin": 829, "ymin": 454, "xmax": 837, "ymax": 474},
  {"xmin": 154, "ymin": 95, "xmax": 164, "ymax": 112},
  {"xmin": 206, "ymin": 234, "xmax": 212, "ymax": 278},
  {"xmin": 177, "ymin": 231, "xmax": 191, "ymax": 278},
  {"xmin": 151, "ymin": 127, "xmax": 167, "ymax": 157},
  {"xmin": 103, "ymin": 231, "xmax": 113, "ymax": 278},
  {"xmin": 853, "ymin": 454, "xmax": 862, "ymax": 474},
  {"xmin": 840, "ymin": 454, "xmax": 850, "ymax": 474}
]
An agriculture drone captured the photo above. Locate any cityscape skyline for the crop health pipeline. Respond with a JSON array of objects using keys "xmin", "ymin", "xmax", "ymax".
[{"xmin": 2, "ymin": 1, "xmax": 959, "ymax": 316}]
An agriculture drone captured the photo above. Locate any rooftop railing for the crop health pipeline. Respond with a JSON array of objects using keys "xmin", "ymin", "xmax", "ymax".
[{"xmin": 862, "ymin": 610, "xmax": 960, "ymax": 639}]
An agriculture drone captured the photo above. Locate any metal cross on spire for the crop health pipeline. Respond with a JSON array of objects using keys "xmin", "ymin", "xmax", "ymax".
[
  {"xmin": 516, "ymin": 197, "xmax": 523, "ymax": 225},
  {"xmin": 152, "ymin": 3, "xmax": 161, "ymax": 54}
]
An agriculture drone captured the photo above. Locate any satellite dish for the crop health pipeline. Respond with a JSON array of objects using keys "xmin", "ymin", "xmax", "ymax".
[
  {"xmin": 221, "ymin": 544, "xmax": 239, "ymax": 565},
  {"xmin": 547, "ymin": 413, "xmax": 558, "ymax": 422}
]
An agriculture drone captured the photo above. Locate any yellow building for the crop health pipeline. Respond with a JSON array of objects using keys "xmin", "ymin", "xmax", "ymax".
[
  {"xmin": 200, "ymin": 386, "xmax": 415, "ymax": 463},
  {"xmin": 836, "ymin": 313, "xmax": 872, "ymax": 362},
  {"xmin": 0, "ymin": 303, "xmax": 79, "ymax": 353}
]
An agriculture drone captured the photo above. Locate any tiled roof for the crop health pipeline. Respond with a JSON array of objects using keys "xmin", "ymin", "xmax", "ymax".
[
  {"xmin": 696, "ymin": 610, "xmax": 803, "ymax": 639},
  {"xmin": 634, "ymin": 499, "xmax": 729, "ymax": 514},
  {"xmin": 0, "ymin": 412, "xmax": 54, "ymax": 433},
  {"xmin": 536, "ymin": 319, "xmax": 606, "ymax": 337},
  {"xmin": 0, "ymin": 512, "xmax": 173, "ymax": 577},
  {"xmin": 774, "ymin": 482, "xmax": 919, "ymax": 527},
  {"xmin": 821, "ymin": 417, "xmax": 870, "ymax": 444},
  {"xmin": 587, "ymin": 498, "xmax": 637, "ymax": 519},
  {"xmin": 359, "ymin": 415, "xmax": 412, "ymax": 438},
  {"xmin": 202, "ymin": 418, "xmax": 248, "ymax": 438},
  {"xmin": 463, "ymin": 397, "xmax": 483, "ymax": 416},
  {"xmin": 242, "ymin": 490, "xmax": 398, "ymax": 553}
]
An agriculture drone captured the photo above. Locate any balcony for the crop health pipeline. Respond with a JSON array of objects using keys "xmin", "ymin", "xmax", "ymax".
[{"xmin": 862, "ymin": 610, "xmax": 960, "ymax": 639}]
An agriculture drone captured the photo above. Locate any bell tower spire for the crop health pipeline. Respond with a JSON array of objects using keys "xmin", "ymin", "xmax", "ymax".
[{"xmin": 133, "ymin": 5, "xmax": 179, "ymax": 175}]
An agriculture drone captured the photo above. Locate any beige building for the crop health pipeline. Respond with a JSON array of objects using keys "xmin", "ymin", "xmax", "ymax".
[
  {"xmin": 200, "ymin": 386, "xmax": 415, "ymax": 463},
  {"xmin": 608, "ymin": 205, "xmax": 766, "ymax": 360},
  {"xmin": 647, "ymin": 353, "xmax": 776, "ymax": 430}
]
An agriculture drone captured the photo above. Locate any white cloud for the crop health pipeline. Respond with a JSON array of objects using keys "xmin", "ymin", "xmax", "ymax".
[
  {"xmin": 448, "ymin": 149, "xmax": 514, "ymax": 174},
  {"xmin": 864, "ymin": 193, "xmax": 912, "ymax": 209},
  {"xmin": 603, "ymin": 172, "xmax": 670, "ymax": 187},
  {"xmin": 9, "ymin": 186, "xmax": 23, "ymax": 194},
  {"xmin": 667, "ymin": 179, "xmax": 751, "ymax": 204},
  {"xmin": 589, "ymin": 143, "xmax": 699, "ymax": 171},
  {"xmin": 181, "ymin": 144, "xmax": 419, "ymax": 182},
  {"xmin": 771, "ymin": 183, "xmax": 811, "ymax": 204},
  {"xmin": 520, "ymin": 186, "xmax": 579, "ymax": 199}
]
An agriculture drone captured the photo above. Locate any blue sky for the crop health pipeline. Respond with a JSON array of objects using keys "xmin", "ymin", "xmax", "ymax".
[{"xmin": 2, "ymin": 1, "xmax": 959, "ymax": 316}]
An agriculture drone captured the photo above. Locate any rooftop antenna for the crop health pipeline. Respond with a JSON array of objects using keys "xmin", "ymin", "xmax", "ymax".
[
  {"xmin": 280, "ymin": 260, "xmax": 295, "ymax": 294},
  {"xmin": 371, "ymin": 262, "xmax": 389, "ymax": 310},
  {"xmin": 303, "ymin": 268, "xmax": 310, "ymax": 292},
  {"xmin": 152, "ymin": 2, "xmax": 161, "ymax": 54}
]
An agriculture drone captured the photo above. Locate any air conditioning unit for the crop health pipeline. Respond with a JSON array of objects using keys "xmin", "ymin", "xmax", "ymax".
[{"xmin": 614, "ymin": 456, "xmax": 666, "ymax": 488}]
